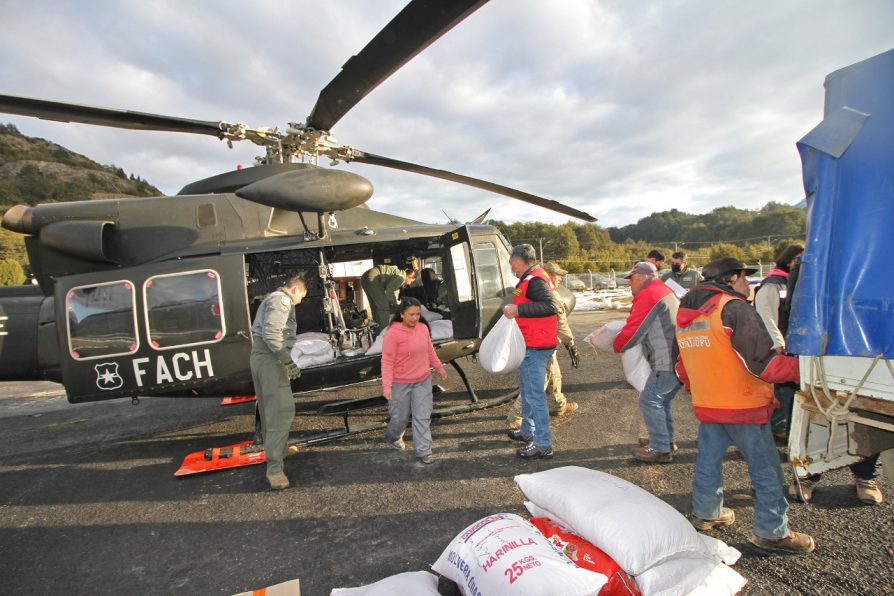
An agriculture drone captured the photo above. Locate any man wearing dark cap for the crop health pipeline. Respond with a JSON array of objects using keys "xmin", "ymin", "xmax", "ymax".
[
  {"xmin": 613, "ymin": 261, "xmax": 681, "ymax": 463},
  {"xmin": 675, "ymin": 256, "xmax": 815, "ymax": 554}
]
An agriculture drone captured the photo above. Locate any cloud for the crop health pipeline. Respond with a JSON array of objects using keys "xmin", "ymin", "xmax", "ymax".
[{"xmin": 1, "ymin": 0, "xmax": 891, "ymax": 227}]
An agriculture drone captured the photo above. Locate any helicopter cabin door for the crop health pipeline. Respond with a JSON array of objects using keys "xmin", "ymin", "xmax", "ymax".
[
  {"xmin": 440, "ymin": 226, "xmax": 480, "ymax": 340},
  {"xmin": 467, "ymin": 229, "xmax": 518, "ymax": 336},
  {"xmin": 55, "ymin": 254, "xmax": 251, "ymax": 403}
]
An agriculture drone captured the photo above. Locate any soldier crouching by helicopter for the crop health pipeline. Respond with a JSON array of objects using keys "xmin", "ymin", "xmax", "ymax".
[
  {"xmin": 250, "ymin": 275, "xmax": 307, "ymax": 490},
  {"xmin": 360, "ymin": 257, "xmax": 419, "ymax": 335}
]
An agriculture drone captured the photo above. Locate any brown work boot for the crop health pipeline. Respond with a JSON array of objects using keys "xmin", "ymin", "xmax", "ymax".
[
  {"xmin": 788, "ymin": 476, "xmax": 820, "ymax": 503},
  {"xmin": 284, "ymin": 444, "xmax": 300, "ymax": 459},
  {"xmin": 266, "ymin": 471, "xmax": 290, "ymax": 490},
  {"xmin": 632, "ymin": 447, "xmax": 672, "ymax": 463},
  {"xmin": 553, "ymin": 402, "xmax": 579, "ymax": 417},
  {"xmin": 692, "ymin": 507, "xmax": 735, "ymax": 531},
  {"xmin": 637, "ymin": 437, "xmax": 679, "ymax": 452},
  {"xmin": 856, "ymin": 479, "xmax": 884, "ymax": 505},
  {"xmin": 750, "ymin": 531, "xmax": 815, "ymax": 554},
  {"xmin": 507, "ymin": 416, "xmax": 522, "ymax": 430}
]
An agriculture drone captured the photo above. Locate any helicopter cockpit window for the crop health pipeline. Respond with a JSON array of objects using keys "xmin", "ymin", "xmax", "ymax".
[
  {"xmin": 66, "ymin": 281, "xmax": 138, "ymax": 360},
  {"xmin": 497, "ymin": 242, "xmax": 518, "ymax": 292},
  {"xmin": 472, "ymin": 241, "xmax": 503, "ymax": 300},
  {"xmin": 449, "ymin": 243, "xmax": 473, "ymax": 302},
  {"xmin": 144, "ymin": 270, "xmax": 225, "ymax": 349}
]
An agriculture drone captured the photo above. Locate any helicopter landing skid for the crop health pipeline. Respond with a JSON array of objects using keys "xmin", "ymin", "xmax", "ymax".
[{"xmin": 175, "ymin": 360, "xmax": 519, "ymax": 476}]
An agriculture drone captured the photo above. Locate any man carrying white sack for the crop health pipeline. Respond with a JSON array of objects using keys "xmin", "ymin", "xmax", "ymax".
[
  {"xmin": 613, "ymin": 261, "xmax": 682, "ymax": 463},
  {"xmin": 506, "ymin": 260, "xmax": 580, "ymax": 429},
  {"xmin": 675, "ymin": 257, "xmax": 815, "ymax": 554},
  {"xmin": 503, "ymin": 244, "xmax": 560, "ymax": 459}
]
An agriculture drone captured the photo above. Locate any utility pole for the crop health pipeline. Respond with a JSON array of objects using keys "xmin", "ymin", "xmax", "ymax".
[{"xmin": 539, "ymin": 238, "xmax": 544, "ymax": 262}]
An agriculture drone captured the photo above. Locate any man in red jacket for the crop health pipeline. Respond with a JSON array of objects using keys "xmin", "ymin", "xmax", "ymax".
[
  {"xmin": 676, "ymin": 257, "xmax": 814, "ymax": 554},
  {"xmin": 614, "ymin": 261, "xmax": 681, "ymax": 463}
]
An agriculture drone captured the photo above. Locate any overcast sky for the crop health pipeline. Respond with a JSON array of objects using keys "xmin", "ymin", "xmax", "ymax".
[{"xmin": 1, "ymin": 1, "xmax": 891, "ymax": 227}]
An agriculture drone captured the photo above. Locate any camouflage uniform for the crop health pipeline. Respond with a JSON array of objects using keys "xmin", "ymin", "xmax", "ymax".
[
  {"xmin": 509, "ymin": 290, "xmax": 574, "ymax": 422},
  {"xmin": 360, "ymin": 264, "xmax": 406, "ymax": 333},
  {"xmin": 250, "ymin": 289, "xmax": 297, "ymax": 477}
]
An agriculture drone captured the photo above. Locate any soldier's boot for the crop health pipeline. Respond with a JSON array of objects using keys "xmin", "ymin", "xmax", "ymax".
[{"xmin": 266, "ymin": 471, "xmax": 290, "ymax": 490}]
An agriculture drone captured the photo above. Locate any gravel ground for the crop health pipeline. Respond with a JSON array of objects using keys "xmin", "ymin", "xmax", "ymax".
[{"xmin": 0, "ymin": 310, "xmax": 891, "ymax": 595}]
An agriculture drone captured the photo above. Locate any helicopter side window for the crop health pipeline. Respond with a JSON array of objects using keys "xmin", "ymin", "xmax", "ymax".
[
  {"xmin": 144, "ymin": 270, "xmax": 225, "ymax": 350},
  {"xmin": 472, "ymin": 241, "xmax": 503, "ymax": 300},
  {"xmin": 449, "ymin": 243, "xmax": 474, "ymax": 302},
  {"xmin": 66, "ymin": 280, "xmax": 138, "ymax": 360}
]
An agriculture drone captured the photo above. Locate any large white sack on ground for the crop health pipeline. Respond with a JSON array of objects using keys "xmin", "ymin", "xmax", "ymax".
[
  {"xmin": 634, "ymin": 552, "xmax": 746, "ymax": 596},
  {"xmin": 478, "ymin": 316, "xmax": 526, "ymax": 374},
  {"xmin": 330, "ymin": 570, "xmax": 439, "ymax": 595},
  {"xmin": 584, "ymin": 319, "xmax": 625, "ymax": 353},
  {"xmin": 431, "ymin": 513, "xmax": 608, "ymax": 596},
  {"xmin": 516, "ymin": 467, "xmax": 708, "ymax": 576},
  {"xmin": 622, "ymin": 344, "xmax": 651, "ymax": 392},
  {"xmin": 430, "ymin": 319, "xmax": 454, "ymax": 341}
]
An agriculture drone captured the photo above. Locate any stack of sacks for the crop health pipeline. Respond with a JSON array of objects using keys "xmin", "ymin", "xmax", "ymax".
[
  {"xmin": 529, "ymin": 517, "xmax": 640, "ymax": 595},
  {"xmin": 432, "ymin": 513, "xmax": 608, "ymax": 595},
  {"xmin": 515, "ymin": 467, "xmax": 746, "ymax": 596},
  {"xmin": 330, "ymin": 570, "xmax": 440, "ymax": 595},
  {"xmin": 290, "ymin": 332, "xmax": 336, "ymax": 368},
  {"xmin": 366, "ymin": 320, "xmax": 453, "ymax": 356}
]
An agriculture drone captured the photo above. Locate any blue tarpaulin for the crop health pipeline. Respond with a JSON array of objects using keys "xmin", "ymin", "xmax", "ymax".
[{"xmin": 787, "ymin": 49, "xmax": 894, "ymax": 358}]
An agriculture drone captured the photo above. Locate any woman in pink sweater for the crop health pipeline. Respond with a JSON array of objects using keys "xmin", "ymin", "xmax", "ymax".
[{"xmin": 382, "ymin": 297, "xmax": 448, "ymax": 464}]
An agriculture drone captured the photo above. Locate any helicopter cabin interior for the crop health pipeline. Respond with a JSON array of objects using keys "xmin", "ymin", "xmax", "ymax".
[{"xmin": 243, "ymin": 224, "xmax": 520, "ymax": 368}]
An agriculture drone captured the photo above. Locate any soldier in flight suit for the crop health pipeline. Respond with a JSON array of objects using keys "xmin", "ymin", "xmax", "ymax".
[
  {"xmin": 250, "ymin": 275, "xmax": 307, "ymax": 490},
  {"xmin": 361, "ymin": 258, "xmax": 418, "ymax": 334}
]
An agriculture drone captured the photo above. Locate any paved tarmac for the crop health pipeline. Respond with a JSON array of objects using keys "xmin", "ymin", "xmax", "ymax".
[{"xmin": 0, "ymin": 311, "xmax": 891, "ymax": 595}]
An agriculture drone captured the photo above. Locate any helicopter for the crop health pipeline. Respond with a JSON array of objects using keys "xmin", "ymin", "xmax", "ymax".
[{"xmin": 0, "ymin": 0, "xmax": 596, "ymax": 453}]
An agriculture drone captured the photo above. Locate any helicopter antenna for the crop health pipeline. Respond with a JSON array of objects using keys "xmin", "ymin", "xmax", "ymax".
[{"xmin": 442, "ymin": 210, "xmax": 460, "ymax": 225}]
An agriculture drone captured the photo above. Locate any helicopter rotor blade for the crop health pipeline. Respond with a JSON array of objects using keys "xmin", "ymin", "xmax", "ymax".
[
  {"xmin": 350, "ymin": 151, "xmax": 597, "ymax": 222},
  {"xmin": 305, "ymin": 0, "xmax": 489, "ymax": 132},
  {"xmin": 0, "ymin": 94, "xmax": 226, "ymax": 137}
]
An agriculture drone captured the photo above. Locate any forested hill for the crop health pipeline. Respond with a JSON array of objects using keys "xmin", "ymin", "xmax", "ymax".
[
  {"xmin": 0, "ymin": 123, "xmax": 162, "ymax": 205},
  {"xmin": 0, "ymin": 123, "xmax": 163, "ymax": 278},
  {"xmin": 607, "ymin": 203, "xmax": 804, "ymax": 245}
]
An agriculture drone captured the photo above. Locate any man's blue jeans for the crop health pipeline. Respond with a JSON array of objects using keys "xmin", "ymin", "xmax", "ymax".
[
  {"xmin": 519, "ymin": 347, "xmax": 555, "ymax": 447},
  {"xmin": 692, "ymin": 422, "xmax": 789, "ymax": 540},
  {"xmin": 640, "ymin": 370, "xmax": 681, "ymax": 453}
]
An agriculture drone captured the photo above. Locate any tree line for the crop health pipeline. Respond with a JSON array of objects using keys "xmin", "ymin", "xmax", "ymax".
[{"xmin": 492, "ymin": 201, "xmax": 805, "ymax": 273}]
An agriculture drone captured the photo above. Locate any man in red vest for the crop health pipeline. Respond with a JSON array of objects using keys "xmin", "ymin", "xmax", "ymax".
[
  {"xmin": 502, "ymin": 244, "xmax": 560, "ymax": 459},
  {"xmin": 676, "ymin": 257, "xmax": 815, "ymax": 554}
]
